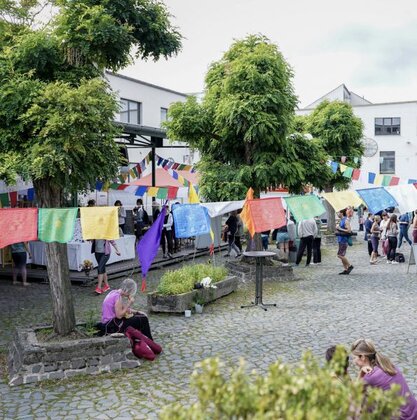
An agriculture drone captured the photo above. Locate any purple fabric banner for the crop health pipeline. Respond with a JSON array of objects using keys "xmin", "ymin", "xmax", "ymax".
[{"xmin": 136, "ymin": 206, "xmax": 166, "ymax": 291}]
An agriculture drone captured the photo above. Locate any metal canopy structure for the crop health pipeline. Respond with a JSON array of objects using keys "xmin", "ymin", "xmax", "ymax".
[{"xmin": 114, "ymin": 121, "xmax": 189, "ymax": 188}]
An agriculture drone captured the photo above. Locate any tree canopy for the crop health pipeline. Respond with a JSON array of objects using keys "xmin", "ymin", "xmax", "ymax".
[
  {"xmin": 166, "ymin": 34, "xmax": 332, "ymax": 201},
  {"xmin": 0, "ymin": 0, "xmax": 181, "ymax": 335}
]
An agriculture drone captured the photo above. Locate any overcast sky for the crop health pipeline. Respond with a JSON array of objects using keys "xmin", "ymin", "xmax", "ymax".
[{"xmin": 120, "ymin": 0, "xmax": 417, "ymax": 107}]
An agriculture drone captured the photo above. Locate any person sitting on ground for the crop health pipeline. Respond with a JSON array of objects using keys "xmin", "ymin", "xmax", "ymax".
[
  {"xmin": 11, "ymin": 242, "xmax": 32, "ymax": 286},
  {"xmin": 351, "ymin": 338, "xmax": 417, "ymax": 419},
  {"xmin": 325, "ymin": 345, "xmax": 350, "ymax": 382},
  {"xmin": 100, "ymin": 278, "xmax": 154, "ymax": 340}
]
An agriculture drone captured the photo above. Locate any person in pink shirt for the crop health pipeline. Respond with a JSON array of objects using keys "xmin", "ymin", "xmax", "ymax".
[{"xmin": 351, "ymin": 338, "xmax": 417, "ymax": 419}]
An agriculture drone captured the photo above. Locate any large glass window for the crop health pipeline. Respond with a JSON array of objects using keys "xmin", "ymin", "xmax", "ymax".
[
  {"xmin": 120, "ymin": 99, "xmax": 141, "ymax": 124},
  {"xmin": 160, "ymin": 107, "xmax": 168, "ymax": 127},
  {"xmin": 380, "ymin": 151, "xmax": 395, "ymax": 174},
  {"xmin": 375, "ymin": 117, "xmax": 400, "ymax": 135}
]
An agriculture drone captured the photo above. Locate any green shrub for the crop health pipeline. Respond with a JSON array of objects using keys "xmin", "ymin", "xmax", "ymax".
[
  {"xmin": 160, "ymin": 348, "xmax": 404, "ymax": 419},
  {"xmin": 156, "ymin": 264, "xmax": 228, "ymax": 296}
]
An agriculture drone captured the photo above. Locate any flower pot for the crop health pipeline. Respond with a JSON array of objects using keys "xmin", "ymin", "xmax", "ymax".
[
  {"xmin": 194, "ymin": 303, "xmax": 204, "ymax": 314},
  {"xmin": 184, "ymin": 310, "xmax": 192, "ymax": 317}
]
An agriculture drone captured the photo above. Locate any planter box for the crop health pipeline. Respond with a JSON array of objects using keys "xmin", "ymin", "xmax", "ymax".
[
  {"xmin": 8, "ymin": 325, "xmax": 140, "ymax": 386},
  {"xmin": 147, "ymin": 275, "xmax": 238, "ymax": 313}
]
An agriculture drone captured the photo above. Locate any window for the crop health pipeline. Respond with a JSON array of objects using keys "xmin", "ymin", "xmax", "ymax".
[
  {"xmin": 160, "ymin": 107, "xmax": 168, "ymax": 127},
  {"xmin": 380, "ymin": 151, "xmax": 395, "ymax": 174},
  {"xmin": 119, "ymin": 99, "xmax": 141, "ymax": 124},
  {"xmin": 375, "ymin": 117, "xmax": 400, "ymax": 135}
]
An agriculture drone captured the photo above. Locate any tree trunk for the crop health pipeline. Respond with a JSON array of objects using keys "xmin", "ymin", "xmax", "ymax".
[
  {"xmin": 33, "ymin": 179, "xmax": 76, "ymax": 335},
  {"xmin": 324, "ymin": 185, "xmax": 336, "ymax": 234}
]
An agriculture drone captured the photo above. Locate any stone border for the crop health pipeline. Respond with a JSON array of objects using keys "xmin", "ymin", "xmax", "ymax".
[
  {"xmin": 8, "ymin": 325, "xmax": 140, "ymax": 386},
  {"xmin": 147, "ymin": 276, "xmax": 238, "ymax": 313}
]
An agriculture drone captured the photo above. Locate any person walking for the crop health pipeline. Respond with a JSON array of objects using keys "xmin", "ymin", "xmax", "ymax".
[
  {"xmin": 93, "ymin": 239, "xmax": 121, "ymax": 294},
  {"xmin": 161, "ymin": 205, "xmax": 174, "ymax": 258},
  {"xmin": 235, "ymin": 210, "xmax": 244, "ymax": 253},
  {"xmin": 11, "ymin": 242, "xmax": 31, "ymax": 286},
  {"xmin": 369, "ymin": 215, "xmax": 381, "ymax": 264},
  {"xmin": 133, "ymin": 198, "xmax": 149, "ymax": 241},
  {"xmin": 364, "ymin": 213, "xmax": 374, "ymax": 257},
  {"xmin": 295, "ymin": 218, "xmax": 317, "ymax": 266},
  {"xmin": 224, "ymin": 211, "xmax": 241, "ymax": 258},
  {"xmin": 398, "ymin": 212, "xmax": 412, "ymax": 247},
  {"xmin": 336, "ymin": 207, "xmax": 354, "ymax": 275},
  {"xmin": 386, "ymin": 214, "xmax": 399, "ymax": 264},
  {"xmin": 312, "ymin": 216, "xmax": 322, "ymax": 265}
]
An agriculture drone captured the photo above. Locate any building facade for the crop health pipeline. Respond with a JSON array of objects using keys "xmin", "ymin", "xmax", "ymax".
[{"xmin": 297, "ymin": 84, "xmax": 417, "ymax": 188}]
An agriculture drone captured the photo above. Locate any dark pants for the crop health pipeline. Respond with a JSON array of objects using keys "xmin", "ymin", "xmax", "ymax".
[
  {"xmin": 235, "ymin": 235, "xmax": 242, "ymax": 252},
  {"xmin": 135, "ymin": 221, "xmax": 145, "ymax": 240},
  {"xmin": 387, "ymin": 236, "xmax": 398, "ymax": 261},
  {"xmin": 296, "ymin": 235, "xmax": 314, "ymax": 265},
  {"xmin": 161, "ymin": 229, "xmax": 173, "ymax": 255},
  {"xmin": 398, "ymin": 226, "xmax": 411, "ymax": 247},
  {"xmin": 100, "ymin": 314, "xmax": 153, "ymax": 340},
  {"xmin": 313, "ymin": 238, "xmax": 321, "ymax": 263}
]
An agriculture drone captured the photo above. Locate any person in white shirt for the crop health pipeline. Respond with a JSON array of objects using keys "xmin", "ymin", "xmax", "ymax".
[{"xmin": 295, "ymin": 218, "xmax": 318, "ymax": 266}]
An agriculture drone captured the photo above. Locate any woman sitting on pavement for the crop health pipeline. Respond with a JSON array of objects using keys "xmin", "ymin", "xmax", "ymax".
[
  {"xmin": 351, "ymin": 338, "xmax": 417, "ymax": 419},
  {"xmin": 100, "ymin": 278, "xmax": 155, "ymax": 340}
]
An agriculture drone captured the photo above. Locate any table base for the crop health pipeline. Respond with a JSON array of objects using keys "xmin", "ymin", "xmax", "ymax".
[{"xmin": 241, "ymin": 302, "xmax": 277, "ymax": 311}]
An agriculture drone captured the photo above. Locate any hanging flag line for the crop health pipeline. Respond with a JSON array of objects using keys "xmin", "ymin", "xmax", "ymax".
[{"xmin": 328, "ymin": 161, "xmax": 417, "ymax": 186}]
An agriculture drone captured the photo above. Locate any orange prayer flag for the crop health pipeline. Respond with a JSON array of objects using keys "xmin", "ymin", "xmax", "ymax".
[
  {"xmin": 0, "ymin": 208, "xmax": 38, "ymax": 248},
  {"xmin": 246, "ymin": 187, "xmax": 254, "ymax": 200}
]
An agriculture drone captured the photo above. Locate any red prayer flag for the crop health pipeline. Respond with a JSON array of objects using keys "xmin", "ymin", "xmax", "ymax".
[
  {"xmin": 0, "ymin": 208, "xmax": 38, "ymax": 248},
  {"xmin": 241, "ymin": 198, "xmax": 286, "ymax": 238},
  {"xmin": 352, "ymin": 169, "xmax": 361, "ymax": 181},
  {"xmin": 9, "ymin": 191, "xmax": 18, "ymax": 207},
  {"xmin": 389, "ymin": 177, "xmax": 400, "ymax": 186},
  {"xmin": 167, "ymin": 187, "xmax": 179, "ymax": 199},
  {"xmin": 117, "ymin": 184, "xmax": 128, "ymax": 190}
]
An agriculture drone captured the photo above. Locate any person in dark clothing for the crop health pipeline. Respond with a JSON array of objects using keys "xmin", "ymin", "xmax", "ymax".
[
  {"xmin": 364, "ymin": 213, "xmax": 374, "ymax": 256},
  {"xmin": 261, "ymin": 230, "xmax": 270, "ymax": 251},
  {"xmin": 161, "ymin": 205, "xmax": 174, "ymax": 258},
  {"xmin": 224, "ymin": 211, "xmax": 241, "ymax": 257},
  {"xmin": 133, "ymin": 198, "xmax": 149, "ymax": 240},
  {"xmin": 398, "ymin": 212, "xmax": 412, "ymax": 248}
]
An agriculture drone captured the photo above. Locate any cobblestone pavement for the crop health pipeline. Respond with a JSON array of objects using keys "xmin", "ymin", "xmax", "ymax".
[{"xmin": 1, "ymin": 240, "xmax": 417, "ymax": 419}]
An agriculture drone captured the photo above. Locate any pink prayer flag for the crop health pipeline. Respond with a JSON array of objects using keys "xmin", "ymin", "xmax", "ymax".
[
  {"xmin": 389, "ymin": 177, "xmax": 400, "ymax": 186},
  {"xmin": 0, "ymin": 208, "xmax": 38, "ymax": 248},
  {"xmin": 352, "ymin": 169, "xmax": 361, "ymax": 181}
]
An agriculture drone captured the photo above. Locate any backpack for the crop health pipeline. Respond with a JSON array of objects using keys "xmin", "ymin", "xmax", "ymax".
[{"xmin": 395, "ymin": 253, "xmax": 405, "ymax": 263}]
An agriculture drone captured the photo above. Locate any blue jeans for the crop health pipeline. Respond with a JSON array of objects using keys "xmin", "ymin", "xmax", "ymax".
[{"xmin": 398, "ymin": 226, "xmax": 411, "ymax": 247}]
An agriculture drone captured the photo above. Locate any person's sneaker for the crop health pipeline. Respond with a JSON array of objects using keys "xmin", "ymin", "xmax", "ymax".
[
  {"xmin": 163, "ymin": 254, "xmax": 168, "ymax": 259},
  {"xmin": 235, "ymin": 253, "xmax": 242, "ymax": 258},
  {"xmin": 224, "ymin": 253, "xmax": 230, "ymax": 257},
  {"xmin": 310, "ymin": 262, "xmax": 316, "ymax": 266},
  {"xmin": 391, "ymin": 261, "xmax": 399, "ymax": 264},
  {"xmin": 386, "ymin": 260, "xmax": 391, "ymax": 264},
  {"xmin": 168, "ymin": 253, "xmax": 173, "ymax": 259},
  {"xmin": 95, "ymin": 286, "xmax": 102, "ymax": 294},
  {"xmin": 102, "ymin": 284, "xmax": 110, "ymax": 293},
  {"xmin": 339, "ymin": 270, "xmax": 349, "ymax": 275},
  {"xmin": 347, "ymin": 265, "xmax": 354, "ymax": 274}
]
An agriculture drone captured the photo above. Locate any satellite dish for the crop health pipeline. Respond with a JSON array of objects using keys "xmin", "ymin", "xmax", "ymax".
[{"xmin": 362, "ymin": 137, "xmax": 378, "ymax": 157}]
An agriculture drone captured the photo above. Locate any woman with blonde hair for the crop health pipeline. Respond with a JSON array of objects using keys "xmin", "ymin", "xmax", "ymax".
[
  {"xmin": 370, "ymin": 215, "xmax": 381, "ymax": 264},
  {"xmin": 351, "ymin": 339, "xmax": 417, "ymax": 419}
]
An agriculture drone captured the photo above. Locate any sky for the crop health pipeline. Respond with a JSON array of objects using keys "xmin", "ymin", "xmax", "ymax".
[{"xmin": 120, "ymin": 0, "xmax": 417, "ymax": 108}]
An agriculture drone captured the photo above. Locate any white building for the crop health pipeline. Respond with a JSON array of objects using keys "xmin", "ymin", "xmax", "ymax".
[
  {"xmin": 106, "ymin": 71, "xmax": 199, "ymax": 166},
  {"xmin": 297, "ymin": 84, "xmax": 417, "ymax": 188}
]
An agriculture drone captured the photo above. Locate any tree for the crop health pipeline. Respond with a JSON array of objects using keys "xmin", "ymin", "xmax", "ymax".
[
  {"xmin": 305, "ymin": 100, "xmax": 364, "ymax": 232},
  {"xmin": 161, "ymin": 351, "xmax": 403, "ymax": 419},
  {"xmin": 165, "ymin": 35, "xmax": 332, "ymax": 202},
  {"xmin": 0, "ymin": 0, "xmax": 181, "ymax": 335}
]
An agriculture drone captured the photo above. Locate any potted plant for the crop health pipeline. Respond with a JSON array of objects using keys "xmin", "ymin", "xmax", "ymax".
[
  {"xmin": 80, "ymin": 259, "xmax": 94, "ymax": 277},
  {"xmin": 194, "ymin": 297, "xmax": 205, "ymax": 314}
]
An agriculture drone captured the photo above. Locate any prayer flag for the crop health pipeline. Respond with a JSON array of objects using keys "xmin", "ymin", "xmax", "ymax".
[
  {"xmin": 117, "ymin": 184, "xmax": 128, "ymax": 190},
  {"xmin": 352, "ymin": 169, "xmax": 361, "ymax": 181},
  {"xmin": 368, "ymin": 172, "xmax": 376, "ymax": 184},
  {"xmin": 135, "ymin": 186, "xmax": 148, "ymax": 196},
  {"xmin": 382, "ymin": 175, "xmax": 391, "ymax": 187},
  {"xmin": 322, "ymin": 191, "xmax": 363, "ymax": 212},
  {"xmin": 137, "ymin": 206, "xmax": 166, "ymax": 292},
  {"xmin": 339, "ymin": 164, "xmax": 347, "ymax": 173},
  {"xmin": 284, "ymin": 195, "xmax": 326, "ymax": 222},
  {"xmin": 172, "ymin": 171, "xmax": 179, "ymax": 180},
  {"xmin": 80, "ymin": 206, "xmax": 119, "ymax": 240},
  {"xmin": 172, "ymin": 163, "xmax": 179, "ymax": 170},
  {"xmin": 188, "ymin": 184, "xmax": 200, "ymax": 204},
  {"xmin": 330, "ymin": 161, "xmax": 339, "ymax": 174},
  {"xmin": 38, "ymin": 208, "xmax": 78, "ymax": 243},
  {"xmin": 240, "ymin": 198, "xmax": 286, "ymax": 238},
  {"xmin": 9, "ymin": 191, "xmax": 17, "ymax": 207},
  {"xmin": 147, "ymin": 187, "xmax": 158, "ymax": 197},
  {"xmin": 389, "ymin": 177, "xmax": 400, "ymax": 186},
  {"xmin": 156, "ymin": 187, "xmax": 168, "ymax": 199},
  {"xmin": 27, "ymin": 188, "xmax": 35, "ymax": 201},
  {"xmin": 129, "ymin": 169, "xmax": 136, "ymax": 178},
  {"xmin": 172, "ymin": 204, "xmax": 211, "ymax": 238},
  {"xmin": 0, "ymin": 208, "xmax": 38, "ymax": 248},
  {"xmin": 167, "ymin": 187, "xmax": 179, "ymax": 199},
  {"xmin": 374, "ymin": 174, "xmax": 383, "ymax": 186},
  {"xmin": 386, "ymin": 184, "xmax": 417, "ymax": 213},
  {"xmin": 343, "ymin": 167, "xmax": 354, "ymax": 178},
  {"xmin": 110, "ymin": 183, "xmax": 119, "ymax": 190},
  {"xmin": 408, "ymin": 179, "xmax": 417, "ymax": 184},
  {"xmin": 157, "ymin": 156, "xmax": 163, "ymax": 166},
  {"xmin": 356, "ymin": 188, "xmax": 397, "ymax": 214},
  {"xmin": 95, "ymin": 181, "xmax": 103, "ymax": 191},
  {"xmin": 0, "ymin": 193, "xmax": 10, "ymax": 207}
]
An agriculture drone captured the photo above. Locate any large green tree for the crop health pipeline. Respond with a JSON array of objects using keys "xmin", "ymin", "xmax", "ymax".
[
  {"xmin": 305, "ymin": 100, "xmax": 364, "ymax": 231},
  {"xmin": 165, "ymin": 35, "xmax": 332, "ymax": 201},
  {"xmin": 0, "ymin": 0, "xmax": 181, "ymax": 334}
]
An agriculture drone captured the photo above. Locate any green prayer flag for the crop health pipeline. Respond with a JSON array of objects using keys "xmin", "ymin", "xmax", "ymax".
[
  {"xmin": 110, "ymin": 183, "xmax": 119, "ymax": 190},
  {"xmin": 38, "ymin": 208, "xmax": 78, "ymax": 243},
  {"xmin": 0, "ymin": 193, "xmax": 10, "ymax": 207},
  {"xmin": 382, "ymin": 175, "xmax": 391, "ymax": 186},
  {"xmin": 156, "ymin": 187, "xmax": 168, "ymax": 199},
  {"xmin": 343, "ymin": 167, "xmax": 354, "ymax": 178},
  {"xmin": 284, "ymin": 195, "xmax": 326, "ymax": 222}
]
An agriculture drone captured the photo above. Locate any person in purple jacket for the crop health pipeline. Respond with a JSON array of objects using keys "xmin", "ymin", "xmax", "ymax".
[{"xmin": 351, "ymin": 338, "xmax": 417, "ymax": 419}]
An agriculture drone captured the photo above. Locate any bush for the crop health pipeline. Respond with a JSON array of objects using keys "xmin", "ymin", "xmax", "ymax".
[
  {"xmin": 156, "ymin": 264, "xmax": 228, "ymax": 296},
  {"xmin": 160, "ymin": 348, "xmax": 404, "ymax": 419}
]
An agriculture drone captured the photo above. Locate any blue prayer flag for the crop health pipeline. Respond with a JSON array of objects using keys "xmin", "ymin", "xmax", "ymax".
[
  {"xmin": 172, "ymin": 204, "xmax": 211, "ymax": 238},
  {"xmin": 356, "ymin": 188, "xmax": 398, "ymax": 214}
]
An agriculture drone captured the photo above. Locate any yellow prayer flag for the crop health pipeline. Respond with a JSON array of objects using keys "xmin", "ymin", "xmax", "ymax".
[
  {"xmin": 339, "ymin": 164, "xmax": 347, "ymax": 173},
  {"xmin": 147, "ymin": 187, "xmax": 158, "ymax": 197},
  {"xmin": 321, "ymin": 191, "xmax": 363, "ymax": 212},
  {"xmin": 80, "ymin": 207, "xmax": 119, "ymax": 240},
  {"xmin": 188, "ymin": 184, "xmax": 200, "ymax": 204},
  {"xmin": 374, "ymin": 174, "xmax": 383, "ymax": 186}
]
